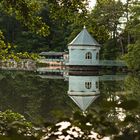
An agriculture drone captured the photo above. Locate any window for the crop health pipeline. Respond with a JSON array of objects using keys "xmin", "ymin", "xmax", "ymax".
[
  {"xmin": 96, "ymin": 82, "xmax": 99, "ymax": 88},
  {"xmin": 85, "ymin": 52, "xmax": 92, "ymax": 59},
  {"xmin": 96, "ymin": 52, "xmax": 99, "ymax": 60},
  {"xmin": 85, "ymin": 82, "xmax": 92, "ymax": 89}
]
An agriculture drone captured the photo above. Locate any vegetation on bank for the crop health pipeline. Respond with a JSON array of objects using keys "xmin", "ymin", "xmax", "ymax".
[
  {"xmin": 0, "ymin": 110, "xmax": 138, "ymax": 140},
  {"xmin": 0, "ymin": 0, "xmax": 140, "ymax": 70}
]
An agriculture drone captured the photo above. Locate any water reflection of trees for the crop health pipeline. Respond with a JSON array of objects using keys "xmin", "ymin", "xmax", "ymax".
[
  {"xmin": 42, "ymin": 75, "xmax": 140, "ymax": 140},
  {"xmin": 0, "ymin": 72, "xmax": 139, "ymax": 140},
  {"xmin": 0, "ymin": 71, "xmax": 72, "ymax": 124}
]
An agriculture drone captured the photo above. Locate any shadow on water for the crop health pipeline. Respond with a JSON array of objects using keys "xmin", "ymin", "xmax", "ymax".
[{"xmin": 0, "ymin": 69, "xmax": 139, "ymax": 140}]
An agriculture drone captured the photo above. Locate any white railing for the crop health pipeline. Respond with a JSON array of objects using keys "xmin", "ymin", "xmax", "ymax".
[
  {"xmin": 99, "ymin": 60, "xmax": 125, "ymax": 66},
  {"xmin": 65, "ymin": 60, "xmax": 126, "ymax": 66}
]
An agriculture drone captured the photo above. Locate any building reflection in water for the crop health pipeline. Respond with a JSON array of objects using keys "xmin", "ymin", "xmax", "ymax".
[
  {"xmin": 68, "ymin": 75, "xmax": 100, "ymax": 111},
  {"xmin": 37, "ymin": 67, "xmax": 125, "ymax": 111}
]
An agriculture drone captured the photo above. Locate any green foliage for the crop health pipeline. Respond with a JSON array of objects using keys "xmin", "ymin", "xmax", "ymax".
[
  {"xmin": 123, "ymin": 1, "xmax": 140, "ymax": 70},
  {"xmin": 0, "ymin": 0, "xmax": 49, "ymax": 60},
  {"xmin": 0, "ymin": 30, "xmax": 17, "ymax": 61},
  {"xmin": 42, "ymin": 104, "xmax": 139, "ymax": 140},
  {"xmin": 125, "ymin": 74, "xmax": 140, "ymax": 93},
  {"xmin": 48, "ymin": 0, "xmax": 88, "ymax": 22},
  {"xmin": 0, "ymin": 30, "xmax": 39, "ymax": 61},
  {"xmin": 88, "ymin": 0, "xmax": 125, "ymax": 59},
  {"xmin": 123, "ymin": 41, "xmax": 140, "ymax": 70},
  {"xmin": 1, "ymin": 0, "xmax": 49, "ymax": 37},
  {"xmin": 93, "ymin": 0, "xmax": 124, "ymax": 39},
  {"xmin": 126, "ymin": 1, "xmax": 140, "ymax": 40},
  {"xmin": 0, "ymin": 0, "xmax": 90, "ymax": 54},
  {"xmin": 0, "ymin": 71, "xmax": 71, "ymax": 123},
  {"xmin": 101, "ymin": 39, "xmax": 120, "ymax": 60},
  {"xmin": 118, "ymin": 99, "xmax": 139, "ymax": 110},
  {"xmin": 0, "ymin": 110, "xmax": 38, "ymax": 140}
]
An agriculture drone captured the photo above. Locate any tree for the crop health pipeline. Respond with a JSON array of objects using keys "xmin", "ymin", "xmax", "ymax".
[
  {"xmin": 0, "ymin": 0, "xmax": 50, "ymax": 60},
  {"xmin": 0, "ymin": 0, "xmax": 89, "ymax": 55},
  {"xmin": 93, "ymin": 0, "xmax": 124, "ymax": 39},
  {"xmin": 0, "ymin": 0, "xmax": 49, "ymax": 37},
  {"xmin": 88, "ymin": 0, "xmax": 125, "ymax": 60},
  {"xmin": 123, "ymin": 41, "xmax": 140, "ymax": 70},
  {"xmin": 0, "ymin": 110, "xmax": 38, "ymax": 140},
  {"xmin": 123, "ymin": 1, "xmax": 140, "ymax": 70}
]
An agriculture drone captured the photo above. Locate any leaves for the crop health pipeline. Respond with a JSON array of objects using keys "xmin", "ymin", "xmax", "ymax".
[
  {"xmin": 1, "ymin": 0, "xmax": 50, "ymax": 37},
  {"xmin": 48, "ymin": 0, "xmax": 88, "ymax": 22},
  {"xmin": 0, "ymin": 30, "xmax": 39, "ymax": 60},
  {"xmin": 123, "ymin": 1, "xmax": 140, "ymax": 70},
  {"xmin": 0, "ymin": 110, "xmax": 36, "ymax": 137},
  {"xmin": 123, "ymin": 41, "xmax": 140, "ymax": 70},
  {"xmin": 92, "ymin": 0, "xmax": 124, "ymax": 38},
  {"xmin": 118, "ymin": 100, "xmax": 139, "ymax": 110}
]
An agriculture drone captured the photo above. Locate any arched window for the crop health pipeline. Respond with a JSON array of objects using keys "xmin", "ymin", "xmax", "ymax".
[
  {"xmin": 85, "ymin": 82, "xmax": 92, "ymax": 89},
  {"xmin": 96, "ymin": 82, "xmax": 99, "ymax": 88},
  {"xmin": 96, "ymin": 52, "xmax": 99, "ymax": 60},
  {"xmin": 85, "ymin": 52, "xmax": 92, "ymax": 59}
]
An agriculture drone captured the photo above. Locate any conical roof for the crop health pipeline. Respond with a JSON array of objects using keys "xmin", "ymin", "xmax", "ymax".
[
  {"xmin": 69, "ymin": 27, "xmax": 100, "ymax": 47},
  {"xmin": 69, "ymin": 95, "xmax": 99, "ymax": 111}
]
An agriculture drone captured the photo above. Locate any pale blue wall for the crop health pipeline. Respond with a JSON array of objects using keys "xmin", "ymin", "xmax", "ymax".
[
  {"xmin": 69, "ymin": 76, "xmax": 99, "ymax": 92},
  {"xmin": 69, "ymin": 48, "xmax": 99, "ymax": 65}
]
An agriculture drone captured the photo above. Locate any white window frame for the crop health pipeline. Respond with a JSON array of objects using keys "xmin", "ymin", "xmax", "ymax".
[
  {"xmin": 85, "ymin": 82, "xmax": 92, "ymax": 89},
  {"xmin": 85, "ymin": 52, "xmax": 92, "ymax": 59}
]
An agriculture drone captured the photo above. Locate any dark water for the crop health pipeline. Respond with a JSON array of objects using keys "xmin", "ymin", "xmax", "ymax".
[{"xmin": 0, "ymin": 70, "xmax": 140, "ymax": 139}]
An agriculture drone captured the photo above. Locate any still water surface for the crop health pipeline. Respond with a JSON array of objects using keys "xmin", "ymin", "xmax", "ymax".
[{"xmin": 0, "ymin": 70, "xmax": 139, "ymax": 139}]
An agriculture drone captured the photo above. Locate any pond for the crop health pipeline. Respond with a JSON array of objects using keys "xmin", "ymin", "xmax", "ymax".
[{"xmin": 0, "ymin": 69, "xmax": 139, "ymax": 140}]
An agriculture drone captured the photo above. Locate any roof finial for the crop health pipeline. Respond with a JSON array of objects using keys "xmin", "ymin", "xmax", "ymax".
[{"xmin": 83, "ymin": 25, "xmax": 86, "ymax": 29}]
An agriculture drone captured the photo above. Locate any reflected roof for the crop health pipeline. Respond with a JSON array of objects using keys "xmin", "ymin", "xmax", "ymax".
[
  {"xmin": 69, "ymin": 94, "xmax": 99, "ymax": 111},
  {"xmin": 69, "ymin": 27, "xmax": 100, "ymax": 47}
]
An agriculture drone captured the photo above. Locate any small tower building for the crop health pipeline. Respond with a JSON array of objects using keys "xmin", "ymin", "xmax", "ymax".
[{"xmin": 67, "ymin": 27, "xmax": 101, "ymax": 66}]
